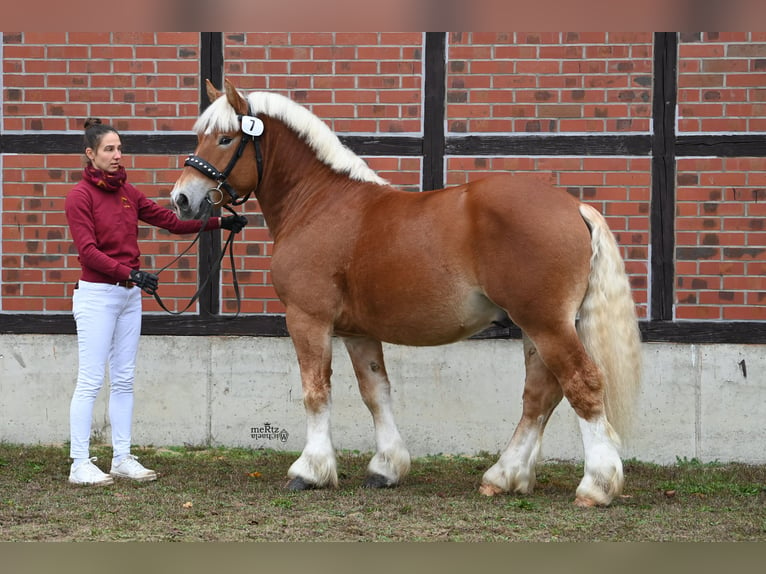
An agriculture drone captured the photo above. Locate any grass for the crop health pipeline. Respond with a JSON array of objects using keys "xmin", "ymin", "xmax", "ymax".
[{"xmin": 0, "ymin": 443, "xmax": 764, "ymax": 542}]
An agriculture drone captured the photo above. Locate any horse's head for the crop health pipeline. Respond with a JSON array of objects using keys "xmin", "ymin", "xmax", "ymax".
[{"xmin": 170, "ymin": 79, "xmax": 264, "ymax": 220}]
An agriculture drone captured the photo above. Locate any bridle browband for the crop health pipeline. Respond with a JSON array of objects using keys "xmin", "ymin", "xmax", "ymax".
[{"xmin": 183, "ymin": 111, "xmax": 264, "ymax": 207}]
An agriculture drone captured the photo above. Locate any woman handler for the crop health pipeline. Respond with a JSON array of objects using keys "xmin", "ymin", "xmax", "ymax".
[{"xmin": 64, "ymin": 118, "xmax": 246, "ymax": 486}]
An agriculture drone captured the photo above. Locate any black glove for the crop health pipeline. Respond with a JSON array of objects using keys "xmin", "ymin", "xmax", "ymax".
[
  {"xmin": 220, "ymin": 214, "xmax": 248, "ymax": 234},
  {"xmin": 129, "ymin": 270, "xmax": 159, "ymax": 295}
]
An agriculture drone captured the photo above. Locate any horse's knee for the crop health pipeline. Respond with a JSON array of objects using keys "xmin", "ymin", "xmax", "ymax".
[{"xmin": 302, "ymin": 382, "xmax": 331, "ymax": 413}]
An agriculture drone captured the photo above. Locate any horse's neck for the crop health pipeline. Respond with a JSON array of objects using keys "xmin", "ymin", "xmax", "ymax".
[{"xmin": 257, "ymin": 124, "xmax": 354, "ymax": 235}]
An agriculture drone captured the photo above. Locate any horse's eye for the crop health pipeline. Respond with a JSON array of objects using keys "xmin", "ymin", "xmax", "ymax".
[{"xmin": 218, "ymin": 136, "xmax": 233, "ymax": 145}]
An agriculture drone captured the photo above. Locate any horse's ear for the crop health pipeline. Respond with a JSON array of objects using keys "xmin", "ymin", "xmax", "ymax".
[
  {"xmin": 205, "ymin": 79, "xmax": 222, "ymax": 105},
  {"xmin": 224, "ymin": 79, "xmax": 249, "ymax": 115}
]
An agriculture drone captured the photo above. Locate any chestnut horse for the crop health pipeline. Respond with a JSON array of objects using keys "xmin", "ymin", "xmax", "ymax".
[{"xmin": 170, "ymin": 80, "xmax": 642, "ymax": 507}]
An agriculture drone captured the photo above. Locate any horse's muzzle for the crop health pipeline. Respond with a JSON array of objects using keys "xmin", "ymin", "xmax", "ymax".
[
  {"xmin": 170, "ymin": 191, "xmax": 210, "ymax": 221},
  {"xmin": 170, "ymin": 192, "xmax": 187, "ymax": 214}
]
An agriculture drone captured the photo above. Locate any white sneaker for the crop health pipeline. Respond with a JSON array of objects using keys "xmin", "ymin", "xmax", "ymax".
[
  {"xmin": 110, "ymin": 455, "xmax": 157, "ymax": 482},
  {"xmin": 69, "ymin": 457, "xmax": 114, "ymax": 486}
]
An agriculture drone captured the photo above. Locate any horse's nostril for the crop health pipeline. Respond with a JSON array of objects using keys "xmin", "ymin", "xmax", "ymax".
[{"xmin": 176, "ymin": 194, "xmax": 189, "ymax": 210}]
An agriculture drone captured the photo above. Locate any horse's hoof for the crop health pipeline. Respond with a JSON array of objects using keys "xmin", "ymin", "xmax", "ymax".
[
  {"xmin": 286, "ymin": 476, "xmax": 315, "ymax": 491},
  {"xmin": 364, "ymin": 473, "xmax": 394, "ymax": 489},
  {"xmin": 574, "ymin": 495, "xmax": 602, "ymax": 508},
  {"xmin": 478, "ymin": 483, "xmax": 504, "ymax": 497}
]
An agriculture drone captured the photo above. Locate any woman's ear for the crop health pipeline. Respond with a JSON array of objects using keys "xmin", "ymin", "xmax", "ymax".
[{"xmin": 85, "ymin": 147, "xmax": 95, "ymax": 161}]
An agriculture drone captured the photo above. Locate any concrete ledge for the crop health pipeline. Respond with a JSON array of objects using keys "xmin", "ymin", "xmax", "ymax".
[{"xmin": 1, "ymin": 334, "xmax": 764, "ymax": 464}]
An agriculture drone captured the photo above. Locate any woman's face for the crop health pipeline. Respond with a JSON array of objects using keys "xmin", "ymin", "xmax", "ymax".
[{"xmin": 86, "ymin": 132, "xmax": 122, "ymax": 172}]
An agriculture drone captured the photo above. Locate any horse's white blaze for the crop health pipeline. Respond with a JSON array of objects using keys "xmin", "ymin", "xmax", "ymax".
[
  {"xmin": 169, "ymin": 171, "xmax": 212, "ymax": 218},
  {"xmin": 575, "ymin": 415, "xmax": 624, "ymax": 506},
  {"xmin": 481, "ymin": 418, "xmax": 545, "ymax": 494},
  {"xmin": 286, "ymin": 402, "xmax": 338, "ymax": 488}
]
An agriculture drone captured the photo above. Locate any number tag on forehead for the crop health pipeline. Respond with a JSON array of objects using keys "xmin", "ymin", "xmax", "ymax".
[{"xmin": 241, "ymin": 115, "xmax": 264, "ymax": 137}]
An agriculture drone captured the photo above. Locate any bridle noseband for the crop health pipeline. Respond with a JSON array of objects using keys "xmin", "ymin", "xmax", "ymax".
[{"xmin": 184, "ymin": 111, "xmax": 264, "ymax": 207}]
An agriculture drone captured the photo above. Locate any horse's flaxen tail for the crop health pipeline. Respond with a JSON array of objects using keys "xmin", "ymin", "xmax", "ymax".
[{"xmin": 576, "ymin": 203, "xmax": 642, "ymax": 444}]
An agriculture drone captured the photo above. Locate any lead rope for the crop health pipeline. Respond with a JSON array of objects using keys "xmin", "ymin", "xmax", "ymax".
[{"xmin": 151, "ymin": 203, "xmax": 242, "ymax": 318}]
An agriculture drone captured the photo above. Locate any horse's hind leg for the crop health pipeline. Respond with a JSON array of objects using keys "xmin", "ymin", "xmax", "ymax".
[
  {"xmin": 526, "ymin": 328, "xmax": 623, "ymax": 507},
  {"xmin": 343, "ymin": 336, "xmax": 411, "ymax": 487},
  {"xmin": 480, "ymin": 334, "xmax": 563, "ymax": 497}
]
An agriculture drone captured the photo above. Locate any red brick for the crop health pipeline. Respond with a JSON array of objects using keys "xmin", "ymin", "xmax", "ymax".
[
  {"xmin": 492, "ymin": 45, "xmax": 538, "ymax": 59},
  {"xmin": 724, "ymin": 307, "xmax": 766, "ymax": 320},
  {"xmin": 675, "ymin": 305, "xmax": 721, "ymax": 319},
  {"xmin": 288, "ymin": 32, "xmax": 334, "ymax": 45},
  {"xmin": 335, "ymin": 33, "xmax": 380, "ymax": 45},
  {"xmin": 515, "ymin": 61, "xmax": 561, "ymax": 74}
]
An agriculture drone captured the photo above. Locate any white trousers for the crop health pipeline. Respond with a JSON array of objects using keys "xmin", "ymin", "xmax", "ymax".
[{"xmin": 70, "ymin": 280, "xmax": 143, "ymax": 460}]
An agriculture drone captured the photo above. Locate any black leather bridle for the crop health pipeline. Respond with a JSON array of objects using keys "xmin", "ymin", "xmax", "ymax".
[
  {"xmin": 152, "ymin": 113, "xmax": 264, "ymax": 318},
  {"xmin": 183, "ymin": 112, "xmax": 264, "ymax": 208}
]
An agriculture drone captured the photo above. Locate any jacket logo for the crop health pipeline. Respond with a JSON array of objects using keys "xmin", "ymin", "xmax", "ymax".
[{"xmin": 121, "ymin": 196, "xmax": 132, "ymax": 208}]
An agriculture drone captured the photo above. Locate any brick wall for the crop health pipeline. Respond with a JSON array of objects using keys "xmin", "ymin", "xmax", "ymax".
[
  {"xmin": 678, "ymin": 32, "xmax": 766, "ymax": 133},
  {"xmin": 676, "ymin": 33, "xmax": 766, "ymax": 320},
  {"xmin": 2, "ymin": 32, "xmax": 203, "ymax": 313},
  {"xmin": 447, "ymin": 32, "xmax": 653, "ymax": 134},
  {"xmin": 676, "ymin": 157, "xmax": 766, "ymax": 320},
  {"xmin": 1, "ymin": 32, "xmax": 764, "ymax": 323},
  {"xmin": 3, "ymin": 32, "xmax": 200, "ymax": 132}
]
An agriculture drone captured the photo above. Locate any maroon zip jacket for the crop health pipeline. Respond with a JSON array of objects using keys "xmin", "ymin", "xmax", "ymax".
[{"xmin": 65, "ymin": 177, "xmax": 220, "ymax": 284}]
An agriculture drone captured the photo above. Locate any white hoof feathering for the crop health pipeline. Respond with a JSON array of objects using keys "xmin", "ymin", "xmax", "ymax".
[
  {"xmin": 288, "ymin": 406, "xmax": 338, "ymax": 488},
  {"xmin": 479, "ymin": 423, "xmax": 542, "ymax": 496},
  {"xmin": 287, "ymin": 450, "xmax": 338, "ymax": 488},
  {"xmin": 575, "ymin": 415, "xmax": 624, "ymax": 506},
  {"xmin": 367, "ymin": 443, "xmax": 411, "ymax": 486}
]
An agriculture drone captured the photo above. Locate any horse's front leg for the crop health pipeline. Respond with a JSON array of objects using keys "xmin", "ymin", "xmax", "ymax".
[
  {"xmin": 285, "ymin": 314, "xmax": 338, "ymax": 490},
  {"xmin": 343, "ymin": 336, "xmax": 411, "ymax": 488}
]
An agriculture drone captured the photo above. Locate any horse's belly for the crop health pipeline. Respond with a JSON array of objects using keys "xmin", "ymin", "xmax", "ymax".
[{"xmin": 339, "ymin": 289, "xmax": 503, "ymax": 346}]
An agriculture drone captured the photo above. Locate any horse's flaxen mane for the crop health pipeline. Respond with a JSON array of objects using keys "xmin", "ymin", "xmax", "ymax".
[{"xmin": 194, "ymin": 90, "xmax": 388, "ymax": 185}]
